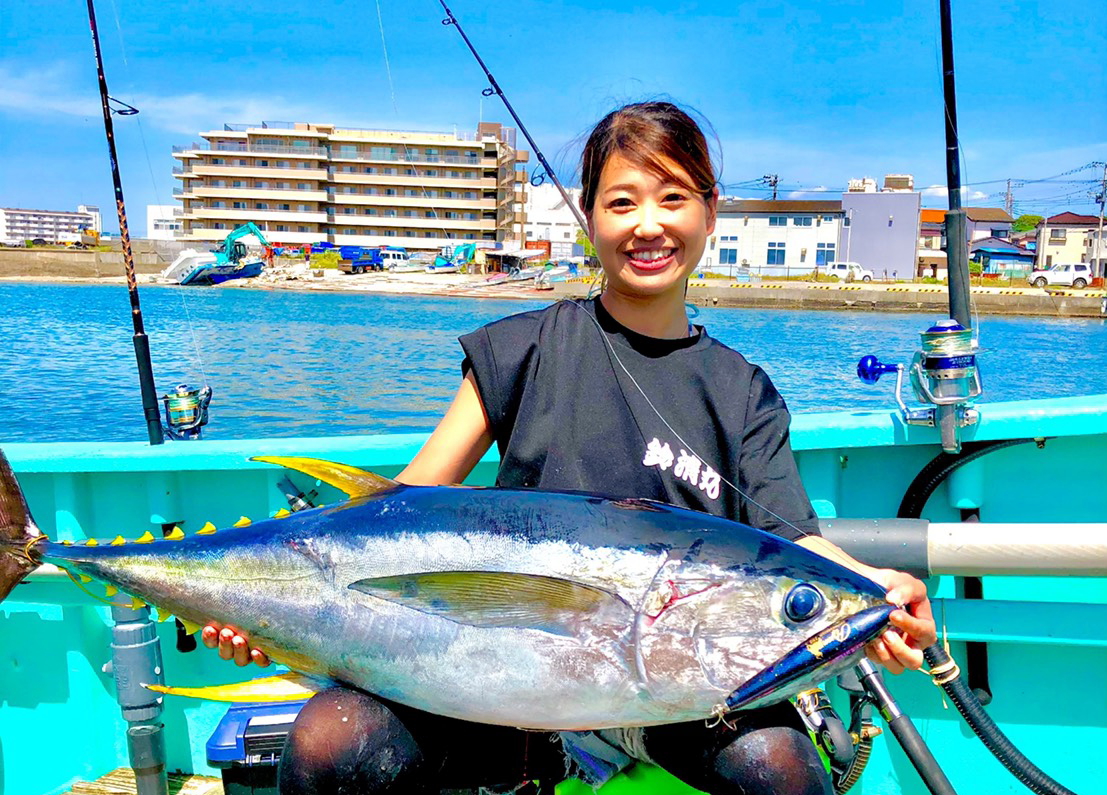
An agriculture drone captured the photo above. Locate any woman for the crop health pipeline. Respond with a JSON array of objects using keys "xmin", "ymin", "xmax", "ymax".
[{"xmin": 206, "ymin": 101, "xmax": 936, "ymax": 795}]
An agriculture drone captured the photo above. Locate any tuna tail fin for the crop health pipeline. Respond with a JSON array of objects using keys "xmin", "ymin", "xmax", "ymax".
[{"xmin": 0, "ymin": 450, "xmax": 43, "ymax": 602}]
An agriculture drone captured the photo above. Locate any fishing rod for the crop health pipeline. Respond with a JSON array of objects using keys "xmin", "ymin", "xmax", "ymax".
[
  {"xmin": 439, "ymin": 0, "xmax": 589, "ymax": 233},
  {"xmin": 85, "ymin": 0, "xmax": 164, "ymax": 447}
]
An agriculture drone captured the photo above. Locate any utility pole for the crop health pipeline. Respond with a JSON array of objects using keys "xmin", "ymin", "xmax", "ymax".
[
  {"xmin": 1004, "ymin": 179, "xmax": 1014, "ymax": 217},
  {"xmin": 1094, "ymin": 163, "xmax": 1106, "ymax": 279},
  {"xmin": 763, "ymin": 174, "xmax": 780, "ymax": 201}
]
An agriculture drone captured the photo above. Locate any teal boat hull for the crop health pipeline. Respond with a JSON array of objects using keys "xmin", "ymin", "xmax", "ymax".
[{"xmin": 3, "ymin": 395, "xmax": 1106, "ymax": 794}]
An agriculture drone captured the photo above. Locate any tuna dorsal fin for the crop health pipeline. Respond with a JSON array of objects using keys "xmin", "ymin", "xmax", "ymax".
[
  {"xmin": 349, "ymin": 571, "xmax": 632, "ymax": 637},
  {"xmin": 251, "ymin": 456, "xmax": 399, "ymax": 498},
  {"xmin": 145, "ymin": 672, "xmax": 324, "ymax": 703}
]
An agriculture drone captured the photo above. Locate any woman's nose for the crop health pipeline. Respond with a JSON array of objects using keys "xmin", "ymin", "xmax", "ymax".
[{"xmin": 634, "ymin": 204, "xmax": 664, "ymax": 239}]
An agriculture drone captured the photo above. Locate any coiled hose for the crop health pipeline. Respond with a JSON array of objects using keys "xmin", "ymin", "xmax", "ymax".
[
  {"xmin": 895, "ymin": 438, "xmax": 1078, "ymax": 794},
  {"xmin": 922, "ymin": 644, "xmax": 1076, "ymax": 795}
]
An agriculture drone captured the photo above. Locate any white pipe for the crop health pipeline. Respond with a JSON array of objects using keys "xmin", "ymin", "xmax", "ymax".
[{"xmin": 928, "ymin": 523, "xmax": 1107, "ymax": 576}]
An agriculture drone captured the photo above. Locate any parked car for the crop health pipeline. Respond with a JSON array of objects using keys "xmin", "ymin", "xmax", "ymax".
[
  {"xmin": 825, "ymin": 261, "xmax": 874, "ymax": 282},
  {"xmin": 1028, "ymin": 263, "xmax": 1093, "ymax": 289},
  {"xmin": 30, "ymin": 238, "xmax": 48, "ymax": 246}
]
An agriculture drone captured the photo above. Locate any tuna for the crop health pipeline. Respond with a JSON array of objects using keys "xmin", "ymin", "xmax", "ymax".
[{"xmin": 0, "ymin": 452, "xmax": 893, "ymax": 730}]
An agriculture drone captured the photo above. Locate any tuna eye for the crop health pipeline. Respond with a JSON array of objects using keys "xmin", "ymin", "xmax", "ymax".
[{"xmin": 784, "ymin": 583, "xmax": 824, "ymax": 623}]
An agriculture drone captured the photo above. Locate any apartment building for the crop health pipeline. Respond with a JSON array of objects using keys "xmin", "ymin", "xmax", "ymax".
[
  {"xmin": 172, "ymin": 121, "xmax": 529, "ymax": 251},
  {"xmin": 711, "ymin": 200, "xmax": 844, "ymax": 276},
  {"xmin": 0, "ymin": 205, "xmax": 101, "ymax": 244}
]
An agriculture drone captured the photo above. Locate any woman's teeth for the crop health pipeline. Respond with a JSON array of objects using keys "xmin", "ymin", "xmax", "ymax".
[{"xmin": 630, "ymin": 249, "xmax": 673, "ymax": 261}]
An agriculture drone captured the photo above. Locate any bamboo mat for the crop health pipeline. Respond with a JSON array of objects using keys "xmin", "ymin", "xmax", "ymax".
[{"xmin": 66, "ymin": 768, "xmax": 223, "ymax": 795}]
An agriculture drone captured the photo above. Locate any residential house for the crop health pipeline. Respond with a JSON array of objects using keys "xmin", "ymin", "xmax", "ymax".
[
  {"xmin": 917, "ymin": 208, "xmax": 947, "ymax": 277},
  {"xmin": 965, "ymin": 207, "xmax": 1013, "ymax": 241},
  {"xmin": 1035, "ymin": 212, "xmax": 1100, "ymax": 272},
  {"xmin": 710, "ymin": 200, "xmax": 844, "ymax": 277},
  {"xmin": 969, "ymin": 236, "xmax": 1035, "ymax": 275}
]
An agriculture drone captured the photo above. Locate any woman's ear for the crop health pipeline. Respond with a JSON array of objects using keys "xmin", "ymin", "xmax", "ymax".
[{"xmin": 706, "ymin": 186, "xmax": 719, "ymax": 235}]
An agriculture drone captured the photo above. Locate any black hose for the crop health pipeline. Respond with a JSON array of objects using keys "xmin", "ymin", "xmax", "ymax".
[
  {"xmin": 896, "ymin": 438, "xmax": 1036, "ymax": 520},
  {"xmin": 923, "ymin": 645, "xmax": 1077, "ymax": 795}
]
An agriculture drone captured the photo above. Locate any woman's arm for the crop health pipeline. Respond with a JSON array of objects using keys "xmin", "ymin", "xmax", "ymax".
[
  {"xmin": 797, "ymin": 535, "xmax": 937, "ymax": 675},
  {"xmin": 396, "ymin": 371, "xmax": 494, "ymax": 486},
  {"xmin": 203, "ymin": 373, "xmax": 495, "ymax": 666}
]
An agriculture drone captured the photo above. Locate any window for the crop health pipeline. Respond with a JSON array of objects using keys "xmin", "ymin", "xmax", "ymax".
[
  {"xmin": 720, "ymin": 249, "xmax": 738, "ymax": 265},
  {"xmin": 991, "ymin": 228, "xmax": 1009, "ymax": 239},
  {"xmin": 255, "ymin": 202, "xmax": 268, "ymax": 210},
  {"xmin": 233, "ymin": 201, "xmax": 247, "ymax": 209},
  {"xmin": 277, "ymin": 182, "xmax": 290, "ymax": 189},
  {"xmin": 816, "ymin": 242, "xmax": 836, "ymax": 265},
  {"xmin": 213, "ymin": 223, "xmax": 226, "ymax": 230},
  {"xmin": 299, "ymin": 226, "xmax": 310, "ymax": 232},
  {"xmin": 236, "ymin": 159, "xmax": 248, "ymax": 166},
  {"xmin": 276, "ymin": 225, "xmax": 288, "ymax": 232},
  {"xmin": 793, "ymin": 216, "xmax": 813, "ymax": 226},
  {"xmin": 258, "ymin": 160, "xmax": 269, "ymax": 167},
  {"xmin": 365, "ymin": 208, "xmax": 376, "ymax": 215},
  {"xmin": 297, "ymin": 204, "xmax": 311, "ymax": 212},
  {"xmin": 768, "ymin": 216, "xmax": 787, "ymax": 226},
  {"xmin": 279, "ymin": 204, "xmax": 291, "ymax": 211},
  {"xmin": 297, "ymin": 182, "xmax": 310, "ymax": 190},
  {"xmin": 340, "ymin": 145, "xmax": 358, "ymax": 154},
  {"xmin": 364, "ymin": 167, "xmax": 375, "ymax": 174},
  {"xmin": 276, "ymin": 161, "xmax": 290, "ymax": 168},
  {"xmin": 255, "ymin": 181, "xmax": 268, "ymax": 188},
  {"xmin": 1049, "ymin": 229, "xmax": 1066, "ymax": 242},
  {"xmin": 211, "ymin": 158, "xmax": 224, "ymax": 165},
  {"xmin": 230, "ymin": 180, "xmax": 244, "ymax": 188},
  {"xmin": 343, "ymin": 208, "xmax": 355, "ymax": 214},
  {"xmin": 767, "ymin": 242, "xmax": 786, "ymax": 265},
  {"xmin": 211, "ymin": 201, "xmax": 226, "ymax": 208},
  {"xmin": 257, "ymin": 138, "xmax": 280, "ymax": 146}
]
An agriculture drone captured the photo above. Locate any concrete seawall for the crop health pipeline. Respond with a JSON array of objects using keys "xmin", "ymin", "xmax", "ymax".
[
  {"xmin": 0, "ymin": 248, "xmax": 165, "ymax": 280},
  {"xmin": 551, "ymin": 280, "xmax": 1107, "ymax": 318}
]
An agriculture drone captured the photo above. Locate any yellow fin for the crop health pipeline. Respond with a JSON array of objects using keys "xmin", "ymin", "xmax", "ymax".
[
  {"xmin": 165, "ymin": 526, "xmax": 185, "ymax": 540},
  {"xmin": 111, "ymin": 536, "xmax": 126, "ymax": 546},
  {"xmin": 251, "ymin": 456, "xmax": 398, "ymax": 499},
  {"xmin": 233, "ymin": 516, "xmax": 252, "ymax": 527},
  {"xmin": 136, "ymin": 531, "xmax": 156, "ymax": 544},
  {"xmin": 105, "ymin": 585, "xmax": 118, "ymax": 597},
  {"xmin": 272, "ymin": 508, "xmax": 291, "ymax": 519},
  {"xmin": 145, "ymin": 672, "xmax": 323, "ymax": 703},
  {"xmin": 78, "ymin": 573, "xmax": 92, "ymax": 584},
  {"xmin": 84, "ymin": 538, "xmax": 99, "ymax": 547},
  {"xmin": 131, "ymin": 597, "xmax": 146, "ymax": 609},
  {"xmin": 178, "ymin": 618, "xmax": 203, "ymax": 635},
  {"xmin": 156, "ymin": 609, "xmax": 172, "ymax": 623},
  {"xmin": 196, "ymin": 522, "xmax": 217, "ymax": 535}
]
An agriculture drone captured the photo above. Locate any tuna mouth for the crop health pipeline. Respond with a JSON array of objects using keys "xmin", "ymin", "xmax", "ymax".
[{"xmin": 722, "ymin": 603, "xmax": 895, "ymax": 711}]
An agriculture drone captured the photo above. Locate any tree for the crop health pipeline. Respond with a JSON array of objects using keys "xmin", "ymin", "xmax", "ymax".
[
  {"xmin": 1012, "ymin": 214, "xmax": 1044, "ymax": 233},
  {"xmin": 575, "ymin": 228, "xmax": 596, "ymax": 258}
]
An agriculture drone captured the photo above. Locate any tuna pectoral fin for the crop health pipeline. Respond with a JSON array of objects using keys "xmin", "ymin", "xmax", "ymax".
[
  {"xmin": 251, "ymin": 455, "xmax": 398, "ymax": 498},
  {"xmin": 145, "ymin": 672, "xmax": 325, "ymax": 703},
  {"xmin": 0, "ymin": 451, "xmax": 43, "ymax": 602},
  {"xmin": 350, "ymin": 571, "xmax": 632, "ymax": 636}
]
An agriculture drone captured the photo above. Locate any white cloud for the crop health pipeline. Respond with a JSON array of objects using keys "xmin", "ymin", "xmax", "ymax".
[
  {"xmin": 0, "ymin": 61, "xmax": 320, "ymax": 136},
  {"xmin": 920, "ymin": 185, "xmax": 988, "ymax": 202}
]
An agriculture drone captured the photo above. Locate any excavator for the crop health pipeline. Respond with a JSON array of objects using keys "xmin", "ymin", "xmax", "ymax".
[{"xmin": 161, "ymin": 222, "xmax": 271, "ymax": 285}]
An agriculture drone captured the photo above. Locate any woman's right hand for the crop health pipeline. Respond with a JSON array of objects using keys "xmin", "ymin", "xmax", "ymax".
[{"xmin": 201, "ymin": 622, "xmax": 270, "ymax": 667}]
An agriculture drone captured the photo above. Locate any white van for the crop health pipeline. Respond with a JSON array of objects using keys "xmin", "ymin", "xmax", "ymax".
[{"xmin": 825, "ymin": 261, "xmax": 874, "ymax": 282}]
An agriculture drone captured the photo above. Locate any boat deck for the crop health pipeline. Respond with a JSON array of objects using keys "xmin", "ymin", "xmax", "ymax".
[{"xmin": 63, "ymin": 769, "xmax": 222, "ymax": 795}]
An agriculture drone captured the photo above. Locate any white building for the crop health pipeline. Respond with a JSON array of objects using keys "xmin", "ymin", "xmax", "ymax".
[
  {"xmin": 523, "ymin": 183, "xmax": 583, "ymax": 260},
  {"xmin": 709, "ymin": 200, "xmax": 845, "ymax": 277},
  {"xmin": 146, "ymin": 205, "xmax": 183, "ymax": 240},
  {"xmin": 0, "ymin": 205, "xmax": 100, "ymax": 244}
]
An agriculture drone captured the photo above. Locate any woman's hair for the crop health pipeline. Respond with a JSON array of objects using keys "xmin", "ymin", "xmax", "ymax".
[{"xmin": 579, "ymin": 102, "xmax": 718, "ymax": 214}]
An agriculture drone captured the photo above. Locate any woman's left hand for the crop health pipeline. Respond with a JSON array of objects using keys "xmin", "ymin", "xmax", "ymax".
[{"xmin": 865, "ymin": 569, "xmax": 938, "ymax": 674}]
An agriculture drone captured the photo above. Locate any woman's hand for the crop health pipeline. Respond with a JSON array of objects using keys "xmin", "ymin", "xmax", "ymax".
[
  {"xmin": 796, "ymin": 536, "xmax": 937, "ymax": 675},
  {"xmin": 864, "ymin": 569, "xmax": 938, "ymax": 674},
  {"xmin": 201, "ymin": 622, "xmax": 270, "ymax": 668}
]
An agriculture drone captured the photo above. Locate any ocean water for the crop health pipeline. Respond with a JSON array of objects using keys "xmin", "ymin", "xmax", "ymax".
[{"xmin": 2, "ymin": 283, "xmax": 1105, "ymax": 443}]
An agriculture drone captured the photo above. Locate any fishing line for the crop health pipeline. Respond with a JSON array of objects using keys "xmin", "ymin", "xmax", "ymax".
[
  {"xmin": 374, "ymin": 0, "xmax": 399, "ymax": 114},
  {"xmin": 105, "ymin": 0, "xmax": 211, "ymax": 391},
  {"xmin": 568, "ymin": 300, "xmax": 808, "ymax": 538}
]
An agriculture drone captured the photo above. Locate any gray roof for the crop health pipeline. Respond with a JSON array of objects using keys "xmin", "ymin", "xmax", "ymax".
[{"xmin": 717, "ymin": 199, "xmax": 843, "ymax": 214}]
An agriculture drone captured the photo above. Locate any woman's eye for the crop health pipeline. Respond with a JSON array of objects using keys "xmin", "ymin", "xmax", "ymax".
[
  {"xmin": 609, "ymin": 198, "xmax": 634, "ymax": 209},
  {"xmin": 664, "ymin": 193, "xmax": 688, "ymax": 203}
]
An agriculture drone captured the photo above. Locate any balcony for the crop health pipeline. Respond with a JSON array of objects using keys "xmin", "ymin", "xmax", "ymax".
[
  {"xmin": 184, "ymin": 207, "xmax": 329, "ymax": 224},
  {"xmin": 188, "ymin": 186, "xmax": 329, "ymax": 202},
  {"xmin": 189, "ymin": 164, "xmax": 329, "ymax": 180},
  {"xmin": 173, "ymin": 142, "xmax": 328, "ymax": 158}
]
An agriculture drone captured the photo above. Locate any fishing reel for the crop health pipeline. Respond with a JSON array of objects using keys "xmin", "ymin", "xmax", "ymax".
[
  {"xmin": 857, "ymin": 319, "xmax": 982, "ymax": 453},
  {"xmin": 160, "ymin": 383, "xmax": 213, "ymax": 441}
]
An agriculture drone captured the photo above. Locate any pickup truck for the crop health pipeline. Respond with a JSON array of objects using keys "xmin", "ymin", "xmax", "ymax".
[
  {"xmin": 1028, "ymin": 263, "xmax": 1093, "ymax": 289},
  {"xmin": 825, "ymin": 261, "xmax": 874, "ymax": 282}
]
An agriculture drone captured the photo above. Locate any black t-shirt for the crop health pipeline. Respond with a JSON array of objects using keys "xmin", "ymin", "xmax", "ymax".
[{"xmin": 459, "ymin": 297, "xmax": 818, "ymax": 542}]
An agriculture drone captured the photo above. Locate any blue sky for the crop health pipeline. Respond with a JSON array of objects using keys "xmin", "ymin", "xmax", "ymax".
[{"xmin": 1, "ymin": 0, "xmax": 1103, "ymax": 235}]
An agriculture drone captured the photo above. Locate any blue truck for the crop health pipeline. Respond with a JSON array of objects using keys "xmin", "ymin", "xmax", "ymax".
[{"xmin": 338, "ymin": 246, "xmax": 410, "ymax": 273}]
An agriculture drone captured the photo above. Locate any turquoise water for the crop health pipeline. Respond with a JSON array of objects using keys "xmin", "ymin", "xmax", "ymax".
[{"xmin": 2, "ymin": 283, "xmax": 1106, "ymax": 443}]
